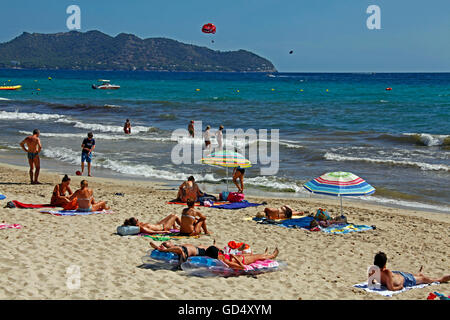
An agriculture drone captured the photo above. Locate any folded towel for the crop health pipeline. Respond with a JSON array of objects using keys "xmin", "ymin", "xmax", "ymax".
[
  {"xmin": 353, "ymin": 281, "xmax": 439, "ymax": 297},
  {"xmin": 0, "ymin": 223, "xmax": 22, "ymax": 230},
  {"xmin": 39, "ymin": 209, "xmax": 113, "ymax": 216}
]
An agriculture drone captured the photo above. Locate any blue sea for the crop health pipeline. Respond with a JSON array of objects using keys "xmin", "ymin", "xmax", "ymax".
[{"xmin": 0, "ymin": 70, "xmax": 449, "ymax": 212}]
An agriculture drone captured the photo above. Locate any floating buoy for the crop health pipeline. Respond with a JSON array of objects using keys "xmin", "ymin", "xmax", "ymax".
[
  {"xmin": 236, "ymin": 90, "xmax": 240, "ymax": 92},
  {"xmin": 300, "ymin": 89, "xmax": 303, "ymax": 92},
  {"xmin": 271, "ymin": 88, "xmax": 275, "ymax": 91},
  {"xmin": 326, "ymin": 89, "xmax": 329, "ymax": 92},
  {"xmin": 48, "ymin": 77, "xmax": 52, "ymax": 80},
  {"xmin": 37, "ymin": 88, "xmax": 41, "ymax": 91},
  {"xmin": 195, "ymin": 88, "xmax": 200, "ymax": 91},
  {"xmin": 386, "ymin": 87, "xmax": 392, "ymax": 91}
]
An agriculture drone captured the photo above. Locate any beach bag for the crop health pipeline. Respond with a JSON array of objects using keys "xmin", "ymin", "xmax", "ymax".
[
  {"xmin": 227, "ymin": 192, "xmax": 245, "ymax": 202},
  {"xmin": 219, "ymin": 191, "xmax": 230, "ymax": 201},
  {"xmin": 5, "ymin": 201, "xmax": 16, "ymax": 208},
  {"xmin": 224, "ymin": 241, "xmax": 252, "ymax": 254},
  {"xmin": 117, "ymin": 225, "xmax": 140, "ymax": 236},
  {"xmin": 315, "ymin": 208, "xmax": 330, "ymax": 221},
  {"xmin": 63, "ymin": 198, "xmax": 78, "ymax": 210}
]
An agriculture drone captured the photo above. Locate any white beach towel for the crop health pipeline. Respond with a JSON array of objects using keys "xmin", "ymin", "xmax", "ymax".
[{"xmin": 353, "ymin": 281, "xmax": 439, "ymax": 297}]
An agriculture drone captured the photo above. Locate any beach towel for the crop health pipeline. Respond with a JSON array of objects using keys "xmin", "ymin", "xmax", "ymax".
[
  {"xmin": 321, "ymin": 224, "xmax": 374, "ymax": 234},
  {"xmin": 0, "ymin": 223, "xmax": 22, "ymax": 230},
  {"xmin": 39, "ymin": 209, "xmax": 113, "ymax": 216},
  {"xmin": 10, "ymin": 200, "xmax": 57, "ymax": 209},
  {"xmin": 353, "ymin": 281, "xmax": 439, "ymax": 297},
  {"xmin": 167, "ymin": 200, "xmax": 229, "ymax": 206},
  {"xmin": 253, "ymin": 216, "xmax": 317, "ymax": 230},
  {"xmin": 211, "ymin": 200, "xmax": 262, "ymax": 210},
  {"xmin": 0, "ymin": 194, "xmax": 6, "ymax": 200},
  {"xmin": 138, "ymin": 232, "xmax": 201, "ymax": 240}
]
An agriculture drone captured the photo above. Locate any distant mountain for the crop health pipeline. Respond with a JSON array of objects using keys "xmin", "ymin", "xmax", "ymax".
[{"xmin": 0, "ymin": 30, "xmax": 276, "ymax": 72}]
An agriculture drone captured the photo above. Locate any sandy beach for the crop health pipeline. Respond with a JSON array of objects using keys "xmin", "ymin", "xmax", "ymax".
[{"xmin": 0, "ymin": 162, "xmax": 449, "ymax": 300}]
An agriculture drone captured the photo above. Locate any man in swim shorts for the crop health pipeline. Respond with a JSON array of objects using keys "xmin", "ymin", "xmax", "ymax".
[
  {"xmin": 370, "ymin": 252, "xmax": 450, "ymax": 291},
  {"xmin": 19, "ymin": 129, "xmax": 42, "ymax": 184},
  {"xmin": 81, "ymin": 132, "xmax": 95, "ymax": 176}
]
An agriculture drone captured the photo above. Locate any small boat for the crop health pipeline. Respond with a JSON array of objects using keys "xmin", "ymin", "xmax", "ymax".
[
  {"xmin": 0, "ymin": 85, "xmax": 22, "ymax": 90},
  {"xmin": 92, "ymin": 79, "xmax": 120, "ymax": 90}
]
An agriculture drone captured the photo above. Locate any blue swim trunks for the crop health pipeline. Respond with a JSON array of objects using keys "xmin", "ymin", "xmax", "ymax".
[
  {"xmin": 393, "ymin": 271, "xmax": 416, "ymax": 287},
  {"xmin": 27, "ymin": 152, "xmax": 39, "ymax": 160},
  {"xmin": 81, "ymin": 152, "xmax": 92, "ymax": 163},
  {"xmin": 76, "ymin": 207, "xmax": 92, "ymax": 212}
]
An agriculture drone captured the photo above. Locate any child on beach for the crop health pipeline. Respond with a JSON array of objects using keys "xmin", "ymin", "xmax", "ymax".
[
  {"xmin": 369, "ymin": 252, "xmax": 450, "ymax": 291},
  {"xmin": 19, "ymin": 129, "xmax": 42, "ymax": 184},
  {"xmin": 123, "ymin": 215, "xmax": 180, "ymax": 234},
  {"xmin": 81, "ymin": 132, "xmax": 95, "ymax": 177},
  {"xmin": 50, "ymin": 175, "xmax": 73, "ymax": 207}
]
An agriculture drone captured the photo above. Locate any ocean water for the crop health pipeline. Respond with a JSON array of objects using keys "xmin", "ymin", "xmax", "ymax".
[{"xmin": 0, "ymin": 70, "xmax": 449, "ymax": 212}]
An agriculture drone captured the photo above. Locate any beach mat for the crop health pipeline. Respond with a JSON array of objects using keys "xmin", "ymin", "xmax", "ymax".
[
  {"xmin": 0, "ymin": 223, "xmax": 22, "ymax": 230},
  {"xmin": 167, "ymin": 200, "xmax": 229, "ymax": 206},
  {"xmin": 11, "ymin": 200, "xmax": 58, "ymax": 209},
  {"xmin": 138, "ymin": 232, "xmax": 201, "ymax": 241},
  {"xmin": 353, "ymin": 282, "xmax": 439, "ymax": 297},
  {"xmin": 0, "ymin": 194, "xmax": 6, "ymax": 200},
  {"xmin": 321, "ymin": 224, "xmax": 374, "ymax": 234},
  {"xmin": 39, "ymin": 209, "xmax": 113, "ymax": 216},
  {"xmin": 211, "ymin": 200, "xmax": 263, "ymax": 210}
]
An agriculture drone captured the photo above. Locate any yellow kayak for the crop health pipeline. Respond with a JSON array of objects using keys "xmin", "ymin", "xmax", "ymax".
[{"xmin": 0, "ymin": 85, "xmax": 22, "ymax": 90}]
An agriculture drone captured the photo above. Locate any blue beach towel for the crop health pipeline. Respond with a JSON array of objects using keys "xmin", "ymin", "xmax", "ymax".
[
  {"xmin": 321, "ymin": 224, "xmax": 373, "ymax": 234},
  {"xmin": 0, "ymin": 194, "xmax": 6, "ymax": 200},
  {"xmin": 253, "ymin": 216, "xmax": 314, "ymax": 229},
  {"xmin": 212, "ymin": 200, "xmax": 262, "ymax": 210},
  {"xmin": 39, "ymin": 209, "xmax": 113, "ymax": 216}
]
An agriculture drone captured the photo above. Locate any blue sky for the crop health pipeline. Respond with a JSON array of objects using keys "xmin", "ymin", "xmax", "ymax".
[{"xmin": 1, "ymin": 0, "xmax": 449, "ymax": 72}]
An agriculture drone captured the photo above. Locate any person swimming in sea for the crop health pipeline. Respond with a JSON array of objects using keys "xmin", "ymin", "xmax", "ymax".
[
  {"xmin": 19, "ymin": 129, "xmax": 42, "ymax": 184},
  {"xmin": 369, "ymin": 252, "xmax": 450, "ymax": 291},
  {"xmin": 123, "ymin": 215, "xmax": 180, "ymax": 234},
  {"xmin": 68, "ymin": 180, "xmax": 109, "ymax": 212},
  {"xmin": 179, "ymin": 199, "xmax": 210, "ymax": 236},
  {"xmin": 50, "ymin": 175, "xmax": 73, "ymax": 207}
]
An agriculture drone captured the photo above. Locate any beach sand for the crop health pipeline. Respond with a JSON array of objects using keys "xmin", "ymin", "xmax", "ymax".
[{"xmin": 0, "ymin": 162, "xmax": 448, "ymax": 300}]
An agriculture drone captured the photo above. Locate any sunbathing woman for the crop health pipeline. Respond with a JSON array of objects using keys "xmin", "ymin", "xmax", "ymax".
[
  {"xmin": 149, "ymin": 240, "xmax": 218, "ymax": 262},
  {"xmin": 205, "ymin": 246, "xmax": 279, "ymax": 270},
  {"xmin": 124, "ymin": 215, "xmax": 180, "ymax": 234},
  {"xmin": 180, "ymin": 199, "xmax": 210, "ymax": 235},
  {"xmin": 68, "ymin": 180, "xmax": 109, "ymax": 212},
  {"xmin": 50, "ymin": 174, "xmax": 73, "ymax": 206},
  {"xmin": 176, "ymin": 176, "xmax": 204, "ymax": 202},
  {"xmin": 257, "ymin": 205, "xmax": 304, "ymax": 220}
]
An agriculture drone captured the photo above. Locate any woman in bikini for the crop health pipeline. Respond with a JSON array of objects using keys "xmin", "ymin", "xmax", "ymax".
[
  {"xmin": 232, "ymin": 166, "xmax": 245, "ymax": 193},
  {"xmin": 149, "ymin": 240, "xmax": 219, "ymax": 262},
  {"xmin": 176, "ymin": 176, "xmax": 204, "ymax": 202},
  {"xmin": 257, "ymin": 205, "xmax": 304, "ymax": 220},
  {"xmin": 180, "ymin": 199, "xmax": 210, "ymax": 236},
  {"xmin": 205, "ymin": 246, "xmax": 279, "ymax": 270},
  {"xmin": 68, "ymin": 180, "xmax": 109, "ymax": 212},
  {"xmin": 123, "ymin": 215, "xmax": 180, "ymax": 234},
  {"xmin": 50, "ymin": 175, "xmax": 73, "ymax": 206}
]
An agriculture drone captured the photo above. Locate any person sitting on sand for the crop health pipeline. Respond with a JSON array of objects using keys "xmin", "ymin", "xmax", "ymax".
[
  {"xmin": 123, "ymin": 215, "xmax": 181, "ymax": 234},
  {"xmin": 149, "ymin": 240, "xmax": 219, "ymax": 262},
  {"xmin": 369, "ymin": 252, "xmax": 450, "ymax": 291},
  {"xmin": 68, "ymin": 180, "xmax": 109, "ymax": 212},
  {"xmin": 50, "ymin": 175, "xmax": 73, "ymax": 206},
  {"xmin": 309, "ymin": 209, "xmax": 347, "ymax": 228},
  {"xmin": 180, "ymin": 199, "xmax": 210, "ymax": 236},
  {"xmin": 256, "ymin": 205, "xmax": 304, "ymax": 220},
  {"xmin": 176, "ymin": 176, "xmax": 204, "ymax": 202},
  {"xmin": 205, "ymin": 246, "xmax": 279, "ymax": 270}
]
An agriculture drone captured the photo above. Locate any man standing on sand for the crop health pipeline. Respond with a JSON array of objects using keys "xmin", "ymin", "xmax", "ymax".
[
  {"xmin": 19, "ymin": 129, "xmax": 42, "ymax": 184},
  {"xmin": 188, "ymin": 120, "xmax": 195, "ymax": 138},
  {"xmin": 81, "ymin": 132, "xmax": 95, "ymax": 177}
]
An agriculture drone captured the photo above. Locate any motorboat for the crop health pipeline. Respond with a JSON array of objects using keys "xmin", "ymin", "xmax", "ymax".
[
  {"xmin": 92, "ymin": 79, "xmax": 120, "ymax": 90},
  {"xmin": 0, "ymin": 85, "xmax": 22, "ymax": 90}
]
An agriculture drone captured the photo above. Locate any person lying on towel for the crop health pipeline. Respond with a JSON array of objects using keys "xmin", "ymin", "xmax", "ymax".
[
  {"xmin": 309, "ymin": 209, "xmax": 347, "ymax": 228},
  {"xmin": 180, "ymin": 199, "xmax": 210, "ymax": 235},
  {"xmin": 205, "ymin": 246, "xmax": 279, "ymax": 270},
  {"xmin": 50, "ymin": 174, "xmax": 73, "ymax": 207},
  {"xmin": 176, "ymin": 176, "xmax": 204, "ymax": 202},
  {"xmin": 68, "ymin": 180, "xmax": 109, "ymax": 212},
  {"xmin": 123, "ymin": 214, "xmax": 180, "ymax": 234},
  {"xmin": 369, "ymin": 252, "xmax": 450, "ymax": 291},
  {"xmin": 256, "ymin": 205, "xmax": 303, "ymax": 220},
  {"xmin": 149, "ymin": 240, "xmax": 219, "ymax": 262}
]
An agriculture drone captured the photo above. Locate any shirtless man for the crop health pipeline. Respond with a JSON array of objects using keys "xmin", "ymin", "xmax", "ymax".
[
  {"xmin": 188, "ymin": 120, "xmax": 195, "ymax": 137},
  {"xmin": 123, "ymin": 215, "xmax": 180, "ymax": 234},
  {"xmin": 19, "ymin": 129, "xmax": 42, "ymax": 184},
  {"xmin": 180, "ymin": 199, "xmax": 210, "ymax": 236},
  {"xmin": 370, "ymin": 252, "xmax": 450, "ymax": 291},
  {"xmin": 258, "ymin": 205, "xmax": 304, "ymax": 220}
]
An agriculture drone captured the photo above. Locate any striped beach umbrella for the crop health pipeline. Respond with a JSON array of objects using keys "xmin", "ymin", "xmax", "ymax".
[
  {"xmin": 201, "ymin": 150, "xmax": 251, "ymax": 191},
  {"xmin": 303, "ymin": 171, "xmax": 375, "ymax": 215}
]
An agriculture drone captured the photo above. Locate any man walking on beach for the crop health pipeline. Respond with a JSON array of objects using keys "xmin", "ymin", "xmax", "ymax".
[
  {"xmin": 81, "ymin": 132, "xmax": 95, "ymax": 177},
  {"xmin": 19, "ymin": 129, "xmax": 42, "ymax": 184}
]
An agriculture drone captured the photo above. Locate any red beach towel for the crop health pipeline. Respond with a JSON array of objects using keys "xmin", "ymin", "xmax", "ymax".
[{"xmin": 11, "ymin": 200, "xmax": 58, "ymax": 209}]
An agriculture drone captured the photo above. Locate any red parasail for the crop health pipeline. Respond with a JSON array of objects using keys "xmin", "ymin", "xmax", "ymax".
[{"xmin": 202, "ymin": 23, "xmax": 216, "ymax": 34}]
